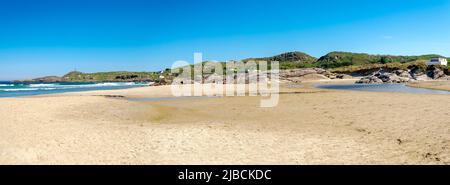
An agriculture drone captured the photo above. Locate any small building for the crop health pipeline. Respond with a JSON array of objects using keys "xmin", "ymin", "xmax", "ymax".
[{"xmin": 427, "ymin": 57, "xmax": 448, "ymax": 66}]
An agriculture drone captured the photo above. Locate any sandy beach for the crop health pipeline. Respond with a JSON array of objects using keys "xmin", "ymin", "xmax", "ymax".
[{"xmin": 0, "ymin": 81, "xmax": 449, "ymax": 164}]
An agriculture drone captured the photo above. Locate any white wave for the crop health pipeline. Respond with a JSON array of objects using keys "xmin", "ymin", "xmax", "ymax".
[
  {"xmin": 1, "ymin": 88, "xmax": 57, "ymax": 92},
  {"xmin": 91, "ymin": 82, "xmax": 131, "ymax": 87},
  {"xmin": 24, "ymin": 82, "xmax": 140, "ymax": 89},
  {"xmin": 1, "ymin": 88, "xmax": 37, "ymax": 92},
  {"xmin": 0, "ymin": 82, "xmax": 147, "ymax": 92},
  {"xmin": 29, "ymin": 84, "xmax": 58, "ymax": 87},
  {"xmin": 55, "ymin": 82, "xmax": 140, "ymax": 89},
  {"xmin": 2, "ymin": 88, "xmax": 36, "ymax": 91},
  {"xmin": 0, "ymin": 84, "xmax": 14, "ymax": 87}
]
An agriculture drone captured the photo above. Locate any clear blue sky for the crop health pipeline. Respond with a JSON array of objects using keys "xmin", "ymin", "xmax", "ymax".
[{"xmin": 1, "ymin": 0, "xmax": 450, "ymax": 80}]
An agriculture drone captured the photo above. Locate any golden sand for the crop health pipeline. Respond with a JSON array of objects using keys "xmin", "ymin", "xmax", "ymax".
[{"xmin": 0, "ymin": 82, "xmax": 449, "ymax": 164}]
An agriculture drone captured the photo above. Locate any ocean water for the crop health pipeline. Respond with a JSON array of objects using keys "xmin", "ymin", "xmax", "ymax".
[
  {"xmin": 0, "ymin": 81, "xmax": 152, "ymax": 98},
  {"xmin": 316, "ymin": 84, "xmax": 450, "ymax": 95}
]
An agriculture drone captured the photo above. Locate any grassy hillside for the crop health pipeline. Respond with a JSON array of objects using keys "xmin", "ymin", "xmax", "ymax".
[
  {"xmin": 315, "ymin": 52, "xmax": 443, "ymax": 69},
  {"xmin": 330, "ymin": 60, "xmax": 426, "ymax": 74},
  {"xmin": 173, "ymin": 51, "xmax": 448, "ymax": 76},
  {"xmin": 243, "ymin": 51, "xmax": 317, "ymax": 69},
  {"xmin": 331, "ymin": 60, "xmax": 450, "ymax": 75}
]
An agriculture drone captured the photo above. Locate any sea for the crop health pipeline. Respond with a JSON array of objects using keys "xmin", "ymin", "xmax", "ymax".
[{"xmin": 0, "ymin": 81, "xmax": 152, "ymax": 98}]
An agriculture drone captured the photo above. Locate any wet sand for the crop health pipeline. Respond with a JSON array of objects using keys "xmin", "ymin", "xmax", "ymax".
[{"xmin": 408, "ymin": 81, "xmax": 450, "ymax": 91}]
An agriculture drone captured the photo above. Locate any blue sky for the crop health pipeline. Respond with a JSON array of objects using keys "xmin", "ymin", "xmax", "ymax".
[{"xmin": 1, "ymin": 0, "xmax": 450, "ymax": 80}]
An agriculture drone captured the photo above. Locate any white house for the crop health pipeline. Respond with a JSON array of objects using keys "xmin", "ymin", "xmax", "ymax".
[{"xmin": 427, "ymin": 57, "xmax": 448, "ymax": 66}]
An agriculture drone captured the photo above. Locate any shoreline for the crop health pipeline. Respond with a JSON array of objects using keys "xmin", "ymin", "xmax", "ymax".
[
  {"xmin": 3, "ymin": 79, "xmax": 449, "ymax": 101},
  {"xmin": 21, "ymin": 78, "xmax": 450, "ymax": 99},
  {"xmin": 407, "ymin": 80, "xmax": 450, "ymax": 92}
]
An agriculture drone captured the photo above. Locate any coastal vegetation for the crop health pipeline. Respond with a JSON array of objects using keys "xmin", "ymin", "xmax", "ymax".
[
  {"xmin": 315, "ymin": 52, "xmax": 444, "ymax": 69},
  {"xmin": 182, "ymin": 51, "xmax": 448, "ymax": 74},
  {"xmin": 16, "ymin": 70, "xmax": 172, "ymax": 83},
  {"xmin": 330, "ymin": 60, "xmax": 429, "ymax": 74},
  {"xmin": 243, "ymin": 51, "xmax": 317, "ymax": 70},
  {"xmin": 61, "ymin": 70, "xmax": 167, "ymax": 82}
]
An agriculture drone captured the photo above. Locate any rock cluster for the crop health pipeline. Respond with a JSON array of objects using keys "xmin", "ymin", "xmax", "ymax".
[
  {"xmin": 428, "ymin": 68, "xmax": 447, "ymax": 79},
  {"xmin": 280, "ymin": 68, "xmax": 327, "ymax": 78},
  {"xmin": 280, "ymin": 68, "xmax": 350, "ymax": 82},
  {"xmin": 356, "ymin": 68, "xmax": 449, "ymax": 84},
  {"xmin": 169, "ymin": 68, "xmax": 351, "ymax": 84}
]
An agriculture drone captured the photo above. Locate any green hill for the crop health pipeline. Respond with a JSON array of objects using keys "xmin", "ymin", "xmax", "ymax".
[
  {"xmin": 61, "ymin": 71, "xmax": 167, "ymax": 82},
  {"xmin": 243, "ymin": 51, "xmax": 317, "ymax": 69},
  {"xmin": 315, "ymin": 52, "xmax": 444, "ymax": 69},
  {"xmin": 173, "ymin": 51, "xmax": 449, "ymax": 75}
]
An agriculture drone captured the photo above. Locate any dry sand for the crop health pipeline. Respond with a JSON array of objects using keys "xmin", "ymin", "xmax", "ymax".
[{"xmin": 0, "ymin": 81, "xmax": 449, "ymax": 164}]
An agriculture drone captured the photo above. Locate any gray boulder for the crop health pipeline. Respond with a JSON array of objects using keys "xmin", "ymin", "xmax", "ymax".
[
  {"xmin": 357, "ymin": 70, "xmax": 412, "ymax": 84},
  {"xmin": 427, "ymin": 68, "xmax": 446, "ymax": 79},
  {"xmin": 336, "ymin": 74, "xmax": 353, "ymax": 79},
  {"xmin": 394, "ymin": 70, "xmax": 411, "ymax": 78},
  {"xmin": 356, "ymin": 76, "xmax": 383, "ymax": 84}
]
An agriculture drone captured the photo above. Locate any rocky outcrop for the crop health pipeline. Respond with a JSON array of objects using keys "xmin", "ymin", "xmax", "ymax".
[
  {"xmin": 280, "ymin": 68, "xmax": 325, "ymax": 78},
  {"xmin": 356, "ymin": 76, "xmax": 383, "ymax": 84},
  {"xmin": 427, "ymin": 68, "xmax": 447, "ymax": 80},
  {"xmin": 297, "ymin": 74, "xmax": 329, "ymax": 81},
  {"xmin": 15, "ymin": 76, "xmax": 63, "ymax": 83},
  {"xmin": 336, "ymin": 74, "xmax": 353, "ymax": 79},
  {"xmin": 356, "ymin": 69, "xmax": 411, "ymax": 84},
  {"xmin": 356, "ymin": 68, "xmax": 449, "ymax": 84},
  {"xmin": 395, "ymin": 70, "xmax": 411, "ymax": 78},
  {"xmin": 170, "ymin": 68, "xmax": 349, "ymax": 84},
  {"xmin": 279, "ymin": 68, "xmax": 355, "ymax": 82},
  {"xmin": 280, "ymin": 68, "xmax": 340, "ymax": 78}
]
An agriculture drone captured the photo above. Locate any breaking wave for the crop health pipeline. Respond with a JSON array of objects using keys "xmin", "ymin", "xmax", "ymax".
[{"xmin": 0, "ymin": 82, "xmax": 149, "ymax": 93}]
